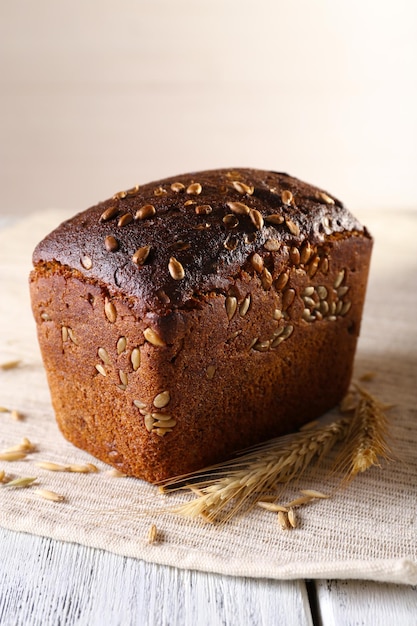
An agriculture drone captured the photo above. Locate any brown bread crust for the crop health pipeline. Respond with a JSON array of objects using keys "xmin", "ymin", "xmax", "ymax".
[{"xmin": 30, "ymin": 168, "xmax": 373, "ymax": 482}]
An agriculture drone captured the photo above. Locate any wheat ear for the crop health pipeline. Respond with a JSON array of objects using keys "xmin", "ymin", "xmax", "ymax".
[
  {"xmin": 164, "ymin": 419, "xmax": 350, "ymax": 524},
  {"xmin": 332, "ymin": 384, "xmax": 392, "ymax": 480}
]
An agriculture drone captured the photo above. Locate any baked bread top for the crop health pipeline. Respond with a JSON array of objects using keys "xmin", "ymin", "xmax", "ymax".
[{"xmin": 32, "ymin": 168, "xmax": 369, "ymax": 315}]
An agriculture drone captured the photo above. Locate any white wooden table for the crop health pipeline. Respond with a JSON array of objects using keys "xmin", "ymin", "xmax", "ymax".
[{"xmin": 1, "ymin": 525, "xmax": 417, "ymax": 626}]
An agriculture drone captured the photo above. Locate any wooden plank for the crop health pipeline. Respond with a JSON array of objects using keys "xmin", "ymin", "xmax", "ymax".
[
  {"xmin": 316, "ymin": 579, "xmax": 417, "ymax": 626},
  {"xmin": 0, "ymin": 527, "xmax": 313, "ymax": 626}
]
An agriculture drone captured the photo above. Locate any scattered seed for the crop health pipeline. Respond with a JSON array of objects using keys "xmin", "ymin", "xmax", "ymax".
[
  {"xmin": 105, "ymin": 235, "xmax": 119, "ymax": 252},
  {"xmin": 307, "ymin": 255, "xmax": 320, "ymax": 278},
  {"xmin": 320, "ymin": 300, "xmax": 329, "ymax": 315},
  {"xmin": 289, "ymin": 247, "xmax": 300, "ymax": 265},
  {"xmin": 286, "ymin": 219, "xmax": 300, "ymax": 236},
  {"xmin": 151, "ymin": 413, "xmax": 172, "ymax": 422},
  {"xmin": 117, "ymin": 213, "xmax": 133, "ymax": 227},
  {"xmin": 257, "ymin": 501, "xmax": 288, "ymax": 512},
  {"xmin": 19, "ymin": 438, "xmax": 35, "ymax": 452},
  {"xmin": 184, "ymin": 200, "xmax": 195, "ymax": 207},
  {"xmin": 0, "ymin": 451, "xmax": 27, "ymax": 461},
  {"xmin": 300, "ymin": 489, "xmax": 329, "ymax": 499},
  {"xmin": 277, "ymin": 510, "xmax": 290, "ymax": 530},
  {"xmin": 104, "ymin": 298, "xmax": 117, "ymax": 323},
  {"xmin": 316, "ymin": 285, "xmax": 328, "ymax": 300},
  {"xmin": 239, "ymin": 294, "xmax": 251, "ymax": 317},
  {"xmin": 106, "ymin": 469, "xmax": 126, "ymax": 477},
  {"xmin": 320, "ymin": 257, "xmax": 329, "ymax": 274},
  {"xmin": 61, "ymin": 326, "xmax": 69, "ymax": 342},
  {"xmin": 154, "ymin": 186, "xmax": 167, "ymax": 196},
  {"xmin": 249, "ymin": 209, "xmax": 264, "ymax": 230},
  {"xmin": 206, "ymin": 365, "xmax": 216, "ymax": 380},
  {"xmin": 144, "ymin": 414, "xmax": 155, "ymax": 432},
  {"xmin": 144, "ymin": 328, "xmax": 166, "ymax": 347},
  {"xmin": 227, "ymin": 330, "xmax": 242, "ymax": 342},
  {"xmin": 154, "ymin": 391, "xmax": 170, "ymax": 409},
  {"xmin": 285, "ymin": 495, "xmax": 314, "ymax": 507},
  {"xmin": 335, "ymin": 300, "xmax": 343, "ymax": 315},
  {"xmin": 265, "ymin": 214, "xmax": 284, "ymax": 225},
  {"xmin": 100, "ymin": 206, "xmax": 119, "ymax": 222},
  {"xmin": 132, "ymin": 245, "xmax": 151, "ymax": 265},
  {"xmin": 35, "ymin": 489, "xmax": 65, "ymax": 502},
  {"xmin": 303, "ymin": 296, "xmax": 316, "ymax": 308},
  {"xmin": 225, "ymin": 296, "xmax": 237, "ymax": 321},
  {"xmin": 117, "ymin": 336, "xmax": 127, "ymax": 354},
  {"xmin": 154, "ymin": 428, "xmax": 173, "ymax": 437},
  {"xmin": 300, "ymin": 242, "xmax": 313, "ymax": 264},
  {"xmin": 81, "ymin": 255, "xmax": 92, "ymax": 269},
  {"xmin": 5, "ymin": 477, "xmax": 38, "ymax": 489},
  {"xmin": 171, "ymin": 182, "xmax": 185, "ymax": 192},
  {"xmin": 131, "ymin": 347, "xmax": 141, "ymax": 370},
  {"xmin": 334, "ymin": 269, "xmax": 345, "ymax": 288},
  {"xmin": 275, "ymin": 271, "xmax": 289, "ymax": 291},
  {"xmin": 114, "ymin": 190, "xmax": 127, "ymax": 199},
  {"xmin": 253, "ymin": 340, "xmax": 270, "ymax": 352},
  {"xmin": 68, "ymin": 464, "xmax": 95, "ymax": 473},
  {"xmin": 264, "ymin": 238, "xmax": 280, "ymax": 252},
  {"xmin": 186, "ymin": 183, "xmax": 202, "ymax": 195},
  {"xmin": 223, "ymin": 214, "xmax": 239, "ymax": 229},
  {"xmin": 119, "ymin": 370, "xmax": 128, "ymax": 386},
  {"xmin": 226, "ymin": 201, "xmax": 250, "ymax": 215},
  {"xmin": 133, "ymin": 399, "xmax": 146, "ymax": 409},
  {"xmin": 281, "ymin": 190, "xmax": 293, "ymax": 205},
  {"xmin": 156, "ymin": 289, "xmax": 170, "ymax": 304},
  {"xmin": 95, "ymin": 364, "xmax": 106, "ymax": 376},
  {"xmin": 67, "ymin": 328, "xmax": 79, "ymax": 345},
  {"xmin": 337, "ymin": 285, "xmax": 350, "ymax": 297},
  {"xmin": 0, "ymin": 360, "xmax": 21, "ymax": 371},
  {"xmin": 317, "ymin": 191, "xmax": 335, "ymax": 204},
  {"xmin": 359, "ymin": 371, "xmax": 376, "ymax": 382},
  {"xmin": 223, "ymin": 234, "xmax": 238, "ymax": 251},
  {"xmin": 148, "ymin": 523, "xmax": 158, "ymax": 543},
  {"xmin": 273, "ymin": 308, "xmax": 282, "ymax": 321},
  {"xmin": 36, "ymin": 461, "xmax": 69, "ymax": 471},
  {"xmin": 288, "ymin": 508, "xmax": 297, "ymax": 528},
  {"xmin": 152, "ymin": 418, "xmax": 177, "ymax": 428},
  {"xmin": 282, "ymin": 324, "xmax": 294, "ymax": 339},
  {"xmin": 195, "ymin": 204, "xmax": 212, "ymax": 215},
  {"xmin": 168, "ymin": 257, "xmax": 185, "ymax": 280},
  {"xmin": 126, "ymin": 184, "xmax": 140, "ymax": 197},
  {"xmin": 135, "ymin": 204, "xmax": 156, "ymax": 220},
  {"xmin": 302, "ymin": 286, "xmax": 314, "ymax": 297},
  {"xmin": 0, "ymin": 469, "xmax": 5, "ymax": 482},
  {"xmin": 251, "ymin": 253, "xmax": 264, "ymax": 272},
  {"xmin": 98, "ymin": 347, "xmax": 111, "ymax": 365},
  {"xmin": 261, "ymin": 268, "xmax": 273, "ymax": 290},
  {"xmin": 231, "ymin": 181, "xmax": 254, "ymax": 195},
  {"xmin": 340, "ymin": 301, "xmax": 352, "ymax": 316},
  {"xmin": 282, "ymin": 288, "xmax": 296, "ymax": 311}
]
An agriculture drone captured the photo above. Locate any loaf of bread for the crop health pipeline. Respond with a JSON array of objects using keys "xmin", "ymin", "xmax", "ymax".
[{"xmin": 30, "ymin": 168, "xmax": 372, "ymax": 482}]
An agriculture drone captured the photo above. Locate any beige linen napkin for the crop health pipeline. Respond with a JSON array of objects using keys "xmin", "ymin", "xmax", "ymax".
[{"xmin": 0, "ymin": 210, "xmax": 416, "ymax": 585}]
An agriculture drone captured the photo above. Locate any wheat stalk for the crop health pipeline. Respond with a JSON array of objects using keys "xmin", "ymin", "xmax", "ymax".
[
  {"xmin": 332, "ymin": 384, "xmax": 392, "ymax": 480},
  {"xmin": 163, "ymin": 418, "xmax": 350, "ymax": 524},
  {"xmin": 162, "ymin": 384, "xmax": 392, "ymax": 525}
]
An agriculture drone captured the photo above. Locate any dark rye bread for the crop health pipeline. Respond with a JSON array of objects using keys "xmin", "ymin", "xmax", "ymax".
[{"xmin": 30, "ymin": 168, "xmax": 373, "ymax": 482}]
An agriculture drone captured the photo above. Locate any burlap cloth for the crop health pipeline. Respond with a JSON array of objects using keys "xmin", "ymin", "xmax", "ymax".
[{"xmin": 1, "ymin": 210, "xmax": 416, "ymax": 585}]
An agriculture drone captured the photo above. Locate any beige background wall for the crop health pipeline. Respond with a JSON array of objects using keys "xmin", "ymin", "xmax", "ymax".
[{"xmin": 1, "ymin": 0, "xmax": 416, "ymax": 218}]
